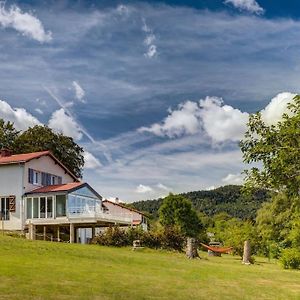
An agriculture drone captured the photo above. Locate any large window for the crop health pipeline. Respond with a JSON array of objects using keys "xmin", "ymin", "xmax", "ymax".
[
  {"xmin": 27, "ymin": 196, "xmax": 54, "ymax": 219},
  {"xmin": 0, "ymin": 197, "xmax": 10, "ymax": 220},
  {"xmin": 67, "ymin": 186, "xmax": 101, "ymax": 217}
]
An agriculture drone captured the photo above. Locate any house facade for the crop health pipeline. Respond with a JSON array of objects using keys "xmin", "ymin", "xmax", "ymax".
[{"xmin": 0, "ymin": 149, "xmax": 146, "ymax": 243}]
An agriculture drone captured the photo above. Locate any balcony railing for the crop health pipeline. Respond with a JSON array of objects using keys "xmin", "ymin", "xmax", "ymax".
[{"xmin": 67, "ymin": 206, "xmax": 133, "ymax": 223}]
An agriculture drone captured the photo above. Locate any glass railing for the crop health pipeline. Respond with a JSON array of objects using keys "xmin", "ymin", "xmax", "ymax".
[{"xmin": 67, "ymin": 207, "xmax": 133, "ymax": 223}]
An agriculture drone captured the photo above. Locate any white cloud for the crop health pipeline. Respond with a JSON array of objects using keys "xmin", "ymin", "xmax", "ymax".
[
  {"xmin": 222, "ymin": 173, "xmax": 245, "ymax": 185},
  {"xmin": 145, "ymin": 45, "xmax": 157, "ymax": 58},
  {"xmin": 34, "ymin": 108, "xmax": 43, "ymax": 115},
  {"xmin": 0, "ymin": 2, "xmax": 52, "ymax": 42},
  {"xmin": 261, "ymin": 92, "xmax": 296, "ymax": 126},
  {"xmin": 0, "ymin": 99, "xmax": 41, "ymax": 130},
  {"xmin": 84, "ymin": 151, "xmax": 102, "ymax": 169},
  {"xmin": 224, "ymin": 0, "xmax": 264, "ymax": 14},
  {"xmin": 116, "ymin": 4, "xmax": 130, "ymax": 16},
  {"xmin": 199, "ymin": 96, "xmax": 249, "ymax": 143},
  {"xmin": 135, "ymin": 184, "xmax": 153, "ymax": 193},
  {"xmin": 48, "ymin": 108, "xmax": 83, "ymax": 141},
  {"xmin": 72, "ymin": 81, "xmax": 86, "ymax": 103},
  {"xmin": 139, "ymin": 100, "xmax": 201, "ymax": 138}
]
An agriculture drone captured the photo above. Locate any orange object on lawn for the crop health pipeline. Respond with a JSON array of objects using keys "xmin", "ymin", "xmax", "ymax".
[{"xmin": 200, "ymin": 243, "xmax": 233, "ymax": 254}]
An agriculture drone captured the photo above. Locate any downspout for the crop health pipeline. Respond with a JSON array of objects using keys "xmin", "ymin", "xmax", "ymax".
[{"xmin": 20, "ymin": 163, "xmax": 25, "ymax": 232}]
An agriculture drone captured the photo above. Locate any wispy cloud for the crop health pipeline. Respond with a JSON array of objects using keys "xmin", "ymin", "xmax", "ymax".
[
  {"xmin": 224, "ymin": 0, "xmax": 264, "ymax": 14},
  {"xmin": 135, "ymin": 184, "xmax": 153, "ymax": 193},
  {"xmin": 142, "ymin": 18, "xmax": 157, "ymax": 58},
  {"xmin": 72, "ymin": 81, "xmax": 86, "ymax": 103},
  {"xmin": 0, "ymin": 2, "xmax": 52, "ymax": 42}
]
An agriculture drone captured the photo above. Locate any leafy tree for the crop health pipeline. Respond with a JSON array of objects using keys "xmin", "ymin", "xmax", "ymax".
[
  {"xmin": 240, "ymin": 95, "xmax": 300, "ymax": 196},
  {"xmin": 13, "ymin": 125, "xmax": 84, "ymax": 178},
  {"xmin": 159, "ymin": 193, "xmax": 203, "ymax": 238},
  {"xmin": 0, "ymin": 119, "xmax": 19, "ymax": 149}
]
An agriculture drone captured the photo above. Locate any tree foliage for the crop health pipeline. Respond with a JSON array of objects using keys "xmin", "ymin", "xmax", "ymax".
[
  {"xmin": 0, "ymin": 119, "xmax": 19, "ymax": 149},
  {"xmin": 0, "ymin": 120, "xmax": 84, "ymax": 178},
  {"xmin": 159, "ymin": 193, "xmax": 203, "ymax": 238},
  {"xmin": 240, "ymin": 95, "xmax": 300, "ymax": 196},
  {"xmin": 132, "ymin": 185, "xmax": 269, "ymax": 221}
]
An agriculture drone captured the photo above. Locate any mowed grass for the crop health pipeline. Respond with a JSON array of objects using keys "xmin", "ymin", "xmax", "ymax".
[{"xmin": 0, "ymin": 236, "xmax": 300, "ymax": 300}]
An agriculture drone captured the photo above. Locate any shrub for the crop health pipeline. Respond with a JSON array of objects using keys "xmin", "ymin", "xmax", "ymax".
[
  {"xmin": 93, "ymin": 226, "xmax": 186, "ymax": 251},
  {"xmin": 94, "ymin": 226, "xmax": 128, "ymax": 247},
  {"xmin": 280, "ymin": 248, "xmax": 300, "ymax": 269}
]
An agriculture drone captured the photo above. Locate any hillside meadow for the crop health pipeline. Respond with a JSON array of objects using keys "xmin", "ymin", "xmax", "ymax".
[{"xmin": 0, "ymin": 235, "xmax": 299, "ymax": 300}]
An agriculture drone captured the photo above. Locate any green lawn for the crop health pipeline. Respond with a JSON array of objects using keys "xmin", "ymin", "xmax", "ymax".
[{"xmin": 0, "ymin": 235, "xmax": 299, "ymax": 300}]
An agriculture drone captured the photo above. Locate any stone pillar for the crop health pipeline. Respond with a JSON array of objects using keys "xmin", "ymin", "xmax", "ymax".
[
  {"xmin": 70, "ymin": 223, "xmax": 75, "ymax": 244},
  {"xmin": 186, "ymin": 238, "xmax": 199, "ymax": 259},
  {"xmin": 242, "ymin": 240, "xmax": 251, "ymax": 265}
]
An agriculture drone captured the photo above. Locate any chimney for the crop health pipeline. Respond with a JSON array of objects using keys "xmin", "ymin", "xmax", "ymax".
[{"xmin": 0, "ymin": 148, "xmax": 12, "ymax": 157}]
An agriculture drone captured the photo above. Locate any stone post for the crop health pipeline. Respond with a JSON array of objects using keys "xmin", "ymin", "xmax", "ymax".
[
  {"xmin": 186, "ymin": 237, "xmax": 199, "ymax": 259},
  {"xmin": 242, "ymin": 240, "xmax": 251, "ymax": 265}
]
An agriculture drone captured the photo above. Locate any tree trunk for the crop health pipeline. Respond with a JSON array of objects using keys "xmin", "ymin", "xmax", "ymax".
[
  {"xmin": 186, "ymin": 237, "xmax": 199, "ymax": 259},
  {"xmin": 242, "ymin": 240, "xmax": 251, "ymax": 265}
]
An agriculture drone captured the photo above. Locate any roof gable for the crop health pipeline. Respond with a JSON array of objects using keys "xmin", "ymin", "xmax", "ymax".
[{"xmin": 0, "ymin": 151, "xmax": 78, "ymax": 181}]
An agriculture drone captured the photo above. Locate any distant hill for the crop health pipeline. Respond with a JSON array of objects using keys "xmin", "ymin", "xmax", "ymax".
[{"xmin": 130, "ymin": 185, "xmax": 269, "ymax": 220}]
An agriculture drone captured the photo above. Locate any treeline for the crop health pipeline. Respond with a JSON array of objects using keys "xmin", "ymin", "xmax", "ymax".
[{"xmin": 131, "ymin": 185, "xmax": 269, "ymax": 220}]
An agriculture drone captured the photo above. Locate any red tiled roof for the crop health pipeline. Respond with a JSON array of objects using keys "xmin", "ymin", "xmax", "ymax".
[
  {"xmin": 26, "ymin": 182, "xmax": 84, "ymax": 194},
  {"xmin": 102, "ymin": 200, "xmax": 146, "ymax": 216},
  {"xmin": 0, "ymin": 151, "xmax": 50, "ymax": 164},
  {"xmin": 0, "ymin": 151, "xmax": 78, "ymax": 181}
]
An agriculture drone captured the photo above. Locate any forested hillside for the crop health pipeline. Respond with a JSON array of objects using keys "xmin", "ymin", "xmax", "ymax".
[{"xmin": 131, "ymin": 185, "xmax": 269, "ymax": 220}]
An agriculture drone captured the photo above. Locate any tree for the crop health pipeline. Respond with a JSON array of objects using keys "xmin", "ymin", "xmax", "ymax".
[
  {"xmin": 0, "ymin": 119, "xmax": 19, "ymax": 149},
  {"xmin": 13, "ymin": 125, "xmax": 84, "ymax": 178},
  {"xmin": 240, "ymin": 95, "xmax": 300, "ymax": 196},
  {"xmin": 159, "ymin": 194, "xmax": 203, "ymax": 238}
]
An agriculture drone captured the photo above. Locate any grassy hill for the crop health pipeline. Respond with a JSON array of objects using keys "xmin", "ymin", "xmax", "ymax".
[
  {"xmin": 131, "ymin": 185, "xmax": 269, "ymax": 220},
  {"xmin": 0, "ymin": 235, "xmax": 300, "ymax": 299}
]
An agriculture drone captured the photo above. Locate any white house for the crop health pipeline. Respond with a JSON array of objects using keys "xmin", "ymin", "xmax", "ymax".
[{"xmin": 0, "ymin": 149, "xmax": 146, "ymax": 243}]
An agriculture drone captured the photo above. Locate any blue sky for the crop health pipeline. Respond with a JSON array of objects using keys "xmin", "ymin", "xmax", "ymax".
[{"xmin": 0, "ymin": 0, "xmax": 300, "ymax": 201}]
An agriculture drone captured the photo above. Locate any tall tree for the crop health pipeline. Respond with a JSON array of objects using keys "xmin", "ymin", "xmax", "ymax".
[
  {"xmin": 159, "ymin": 193, "xmax": 203, "ymax": 238},
  {"xmin": 240, "ymin": 95, "xmax": 300, "ymax": 196},
  {"xmin": 13, "ymin": 125, "xmax": 84, "ymax": 178},
  {"xmin": 0, "ymin": 119, "xmax": 19, "ymax": 149}
]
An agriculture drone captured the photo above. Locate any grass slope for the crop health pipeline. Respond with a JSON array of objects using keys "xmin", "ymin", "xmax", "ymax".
[{"xmin": 0, "ymin": 235, "xmax": 299, "ymax": 300}]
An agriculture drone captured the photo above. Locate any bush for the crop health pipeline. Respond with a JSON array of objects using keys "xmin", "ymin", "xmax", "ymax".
[
  {"xmin": 93, "ymin": 226, "xmax": 186, "ymax": 251},
  {"xmin": 94, "ymin": 226, "xmax": 128, "ymax": 247},
  {"xmin": 280, "ymin": 248, "xmax": 300, "ymax": 269}
]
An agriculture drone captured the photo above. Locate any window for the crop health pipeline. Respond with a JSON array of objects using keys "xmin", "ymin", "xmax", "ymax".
[
  {"xmin": 40, "ymin": 197, "xmax": 46, "ymax": 218},
  {"xmin": 56, "ymin": 195, "xmax": 66, "ymax": 217},
  {"xmin": 33, "ymin": 198, "xmax": 39, "ymax": 218},
  {"xmin": 33, "ymin": 171, "xmax": 39, "ymax": 185},
  {"xmin": 27, "ymin": 198, "xmax": 32, "ymax": 219},
  {"xmin": 47, "ymin": 197, "xmax": 53, "ymax": 218},
  {"xmin": 0, "ymin": 197, "xmax": 10, "ymax": 220}
]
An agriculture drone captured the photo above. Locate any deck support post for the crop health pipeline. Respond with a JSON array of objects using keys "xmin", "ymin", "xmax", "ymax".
[
  {"xmin": 43, "ymin": 226, "xmax": 46, "ymax": 241},
  {"xmin": 29, "ymin": 223, "xmax": 36, "ymax": 240},
  {"xmin": 92, "ymin": 225, "xmax": 95, "ymax": 240},
  {"xmin": 70, "ymin": 223, "xmax": 75, "ymax": 243},
  {"xmin": 57, "ymin": 226, "xmax": 60, "ymax": 242}
]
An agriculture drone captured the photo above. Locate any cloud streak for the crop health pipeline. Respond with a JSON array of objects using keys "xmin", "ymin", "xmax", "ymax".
[{"xmin": 224, "ymin": 0, "xmax": 264, "ymax": 14}]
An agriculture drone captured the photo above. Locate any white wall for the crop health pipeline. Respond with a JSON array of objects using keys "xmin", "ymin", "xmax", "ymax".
[
  {"xmin": 24, "ymin": 155, "xmax": 75, "ymax": 193},
  {"xmin": 0, "ymin": 164, "xmax": 24, "ymax": 230},
  {"xmin": 104, "ymin": 202, "xmax": 142, "ymax": 222}
]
